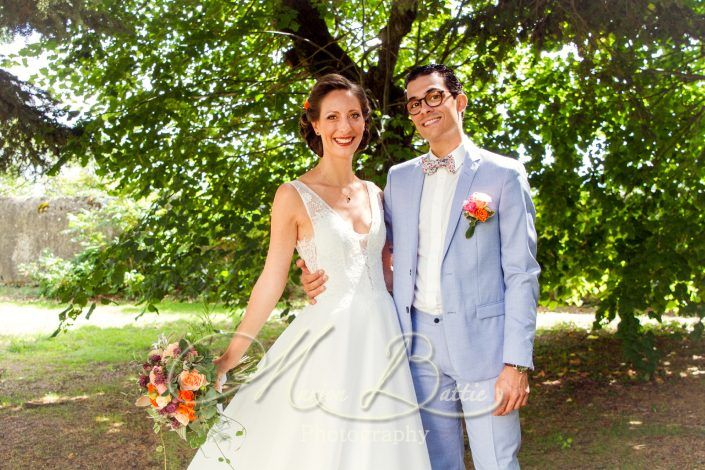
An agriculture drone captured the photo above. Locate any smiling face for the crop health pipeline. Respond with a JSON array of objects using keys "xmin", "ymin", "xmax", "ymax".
[
  {"xmin": 311, "ymin": 89, "xmax": 366, "ymax": 160},
  {"xmin": 406, "ymin": 72, "xmax": 467, "ymax": 151}
]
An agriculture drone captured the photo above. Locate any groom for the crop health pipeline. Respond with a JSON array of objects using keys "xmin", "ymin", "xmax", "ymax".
[{"xmin": 298, "ymin": 64, "xmax": 540, "ymax": 469}]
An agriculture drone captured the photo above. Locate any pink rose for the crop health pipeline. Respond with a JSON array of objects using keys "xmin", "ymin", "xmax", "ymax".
[
  {"xmin": 149, "ymin": 367, "xmax": 168, "ymax": 395},
  {"xmin": 163, "ymin": 342, "xmax": 181, "ymax": 359},
  {"xmin": 463, "ymin": 200, "xmax": 477, "ymax": 213}
]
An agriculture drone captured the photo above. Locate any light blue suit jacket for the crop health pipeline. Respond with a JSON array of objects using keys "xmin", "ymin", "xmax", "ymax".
[{"xmin": 383, "ymin": 138, "xmax": 540, "ymax": 382}]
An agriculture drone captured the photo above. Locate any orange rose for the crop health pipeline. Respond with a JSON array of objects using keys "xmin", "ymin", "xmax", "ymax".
[
  {"xmin": 179, "ymin": 389, "xmax": 195, "ymax": 401},
  {"xmin": 178, "ymin": 370, "xmax": 208, "ymax": 391},
  {"xmin": 177, "ymin": 403, "xmax": 196, "ymax": 422},
  {"xmin": 178, "ymin": 389, "xmax": 195, "ymax": 407},
  {"xmin": 475, "ymin": 208, "xmax": 489, "ymax": 222}
]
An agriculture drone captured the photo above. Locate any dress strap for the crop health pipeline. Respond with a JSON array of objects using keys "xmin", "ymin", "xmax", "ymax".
[
  {"xmin": 288, "ymin": 180, "xmax": 325, "ymax": 225},
  {"xmin": 287, "ymin": 181, "xmax": 319, "ymax": 271}
]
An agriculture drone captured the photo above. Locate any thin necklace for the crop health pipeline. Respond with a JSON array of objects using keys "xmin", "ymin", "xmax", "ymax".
[
  {"xmin": 342, "ymin": 187, "xmax": 352, "ymax": 203},
  {"xmin": 313, "ymin": 167, "xmax": 356, "ymax": 204}
]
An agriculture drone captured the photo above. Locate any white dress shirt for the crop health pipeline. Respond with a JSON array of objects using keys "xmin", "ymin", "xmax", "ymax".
[{"xmin": 412, "ymin": 138, "xmax": 469, "ymax": 314}]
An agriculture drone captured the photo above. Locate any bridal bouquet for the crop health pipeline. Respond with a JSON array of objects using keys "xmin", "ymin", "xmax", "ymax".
[{"xmin": 135, "ymin": 334, "xmax": 229, "ymax": 448}]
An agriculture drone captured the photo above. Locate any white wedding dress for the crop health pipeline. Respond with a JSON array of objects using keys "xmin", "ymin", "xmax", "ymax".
[{"xmin": 188, "ymin": 180, "xmax": 431, "ymax": 469}]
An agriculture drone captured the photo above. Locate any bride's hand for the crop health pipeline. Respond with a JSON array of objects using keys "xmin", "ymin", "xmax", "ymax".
[{"xmin": 213, "ymin": 355, "xmax": 230, "ymax": 393}]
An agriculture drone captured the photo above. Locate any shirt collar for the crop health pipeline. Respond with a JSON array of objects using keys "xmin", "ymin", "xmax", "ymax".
[{"xmin": 428, "ymin": 135, "xmax": 476, "ymax": 170}]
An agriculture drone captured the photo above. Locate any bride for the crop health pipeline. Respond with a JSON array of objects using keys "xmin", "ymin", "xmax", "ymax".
[{"xmin": 187, "ymin": 74, "xmax": 431, "ymax": 469}]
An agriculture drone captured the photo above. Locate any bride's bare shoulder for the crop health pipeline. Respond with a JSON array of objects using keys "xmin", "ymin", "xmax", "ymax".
[{"xmin": 272, "ymin": 182, "xmax": 306, "ymax": 213}]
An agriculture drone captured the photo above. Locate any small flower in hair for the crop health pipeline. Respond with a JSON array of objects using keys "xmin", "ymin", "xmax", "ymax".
[{"xmin": 303, "ymin": 99, "xmax": 310, "ymax": 110}]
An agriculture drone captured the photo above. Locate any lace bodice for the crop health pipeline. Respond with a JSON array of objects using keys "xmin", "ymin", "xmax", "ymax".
[{"xmin": 289, "ymin": 180, "xmax": 388, "ymax": 309}]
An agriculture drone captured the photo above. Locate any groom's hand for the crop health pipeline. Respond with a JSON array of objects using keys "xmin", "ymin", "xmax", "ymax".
[
  {"xmin": 295, "ymin": 259, "xmax": 327, "ymax": 304},
  {"xmin": 493, "ymin": 365, "xmax": 530, "ymax": 416}
]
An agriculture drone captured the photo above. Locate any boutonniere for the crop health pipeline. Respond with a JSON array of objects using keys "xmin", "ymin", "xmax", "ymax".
[{"xmin": 462, "ymin": 192, "xmax": 495, "ymax": 239}]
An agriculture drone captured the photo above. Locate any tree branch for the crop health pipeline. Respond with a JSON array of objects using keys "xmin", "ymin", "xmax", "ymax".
[
  {"xmin": 278, "ymin": 0, "xmax": 363, "ymax": 81},
  {"xmin": 0, "ymin": 0, "xmax": 130, "ymax": 39},
  {"xmin": 277, "ymin": 0, "xmax": 419, "ymax": 171},
  {"xmin": 369, "ymin": 0, "xmax": 418, "ymax": 110},
  {"xmin": 0, "ymin": 69, "xmax": 81, "ymax": 174}
]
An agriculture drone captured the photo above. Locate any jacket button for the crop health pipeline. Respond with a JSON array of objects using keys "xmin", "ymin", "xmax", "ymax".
[
  {"xmin": 406, "ymin": 306, "xmax": 410, "ymax": 314},
  {"xmin": 433, "ymin": 318, "xmax": 440, "ymax": 324},
  {"xmin": 409, "ymin": 269, "xmax": 412, "ymax": 276}
]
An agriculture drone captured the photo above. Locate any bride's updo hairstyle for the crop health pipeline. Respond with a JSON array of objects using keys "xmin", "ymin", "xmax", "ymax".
[{"xmin": 299, "ymin": 73, "xmax": 371, "ymax": 157}]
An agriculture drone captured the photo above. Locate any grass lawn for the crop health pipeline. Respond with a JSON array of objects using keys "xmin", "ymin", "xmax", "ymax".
[{"xmin": 1, "ymin": 297, "xmax": 703, "ymax": 469}]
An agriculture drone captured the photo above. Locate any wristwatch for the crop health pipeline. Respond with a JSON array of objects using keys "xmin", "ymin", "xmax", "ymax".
[{"xmin": 505, "ymin": 363, "xmax": 531, "ymax": 374}]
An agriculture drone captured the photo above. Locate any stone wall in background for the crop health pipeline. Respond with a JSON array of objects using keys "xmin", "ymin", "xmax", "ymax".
[{"xmin": 0, "ymin": 197, "xmax": 112, "ymax": 284}]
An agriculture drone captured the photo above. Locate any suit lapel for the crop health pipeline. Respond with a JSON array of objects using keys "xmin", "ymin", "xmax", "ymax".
[
  {"xmin": 407, "ymin": 158, "xmax": 426, "ymax": 274},
  {"xmin": 441, "ymin": 147, "xmax": 481, "ymax": 263}
]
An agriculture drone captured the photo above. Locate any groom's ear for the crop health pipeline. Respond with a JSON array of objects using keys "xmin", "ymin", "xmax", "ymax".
[{"xmin": 456, "ymin": 93, "xmax": 468, "ymax": 116}]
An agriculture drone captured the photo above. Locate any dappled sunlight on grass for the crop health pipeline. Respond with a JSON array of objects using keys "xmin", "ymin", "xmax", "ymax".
[
  {"xmin": 1, "ymin": 300, "xmax": 703, "ymax": 469},
  {"xmin": 531, "ymin": 321, "xmax": 705, "ymax": 388},
  {"xmin": 518, "ymin": 320, "xmax": 705, "ymax": 467},
  {"xmin": 94, "ymin": 414, "xmax": 126, "ymax": 434},
  {"xmin": 24, "ymin": 391, "xmax": 104, "ymax": 408}
]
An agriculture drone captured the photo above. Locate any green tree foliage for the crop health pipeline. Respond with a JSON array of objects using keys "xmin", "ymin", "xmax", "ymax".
[
  {"xmin": 0, "ymin": 0, "xmax": 125, "ymax": 173},
  {"xmin": 2, "ymin": 0, "xmax": 704, "ymax": 375}
]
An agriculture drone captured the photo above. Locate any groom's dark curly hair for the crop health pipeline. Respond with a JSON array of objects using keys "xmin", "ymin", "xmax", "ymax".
[{"xmin": 404, "ymin": 64, "xmax": 463, "ymax": 96}]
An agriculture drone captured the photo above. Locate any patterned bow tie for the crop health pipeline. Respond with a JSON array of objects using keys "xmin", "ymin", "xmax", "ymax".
[{"xmin": 421, "ymin": 154, "xmax": 457, "ymax": 175}]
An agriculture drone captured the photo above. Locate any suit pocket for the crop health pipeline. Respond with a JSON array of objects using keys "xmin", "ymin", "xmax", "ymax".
[{"xmin": 476, "ymin": 300, "xmax": 505, "ymax": 319}]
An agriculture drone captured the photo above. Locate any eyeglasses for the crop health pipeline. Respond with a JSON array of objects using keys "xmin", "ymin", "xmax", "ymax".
[{"xmin": 405, "ymin": 89, "xmax": 454, "ymax": 115}]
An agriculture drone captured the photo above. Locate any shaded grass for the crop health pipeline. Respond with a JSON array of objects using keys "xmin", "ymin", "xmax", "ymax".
[
  {"xmin": 0, "ymin": 311, "xmax": 292, "ymax": 469},
  {"xmin": 514, "ymin": 322, "xmax": 705, "ymax": 469},
  {"xmin": 3, "ymin": 384, "xmax": 194, "ymax": 469},
  {"xmin": 1, "ymin": 308, "xmax": 704, "ymax": 469}
]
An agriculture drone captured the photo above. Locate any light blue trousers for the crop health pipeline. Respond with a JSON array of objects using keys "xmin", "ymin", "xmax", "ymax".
[{"xmin": 409, "ymin": 307, "xmax": 521, "ymax": 470}]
